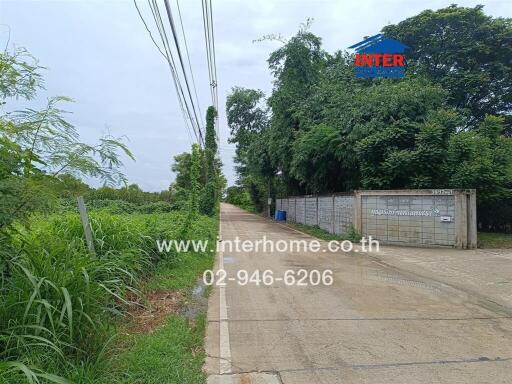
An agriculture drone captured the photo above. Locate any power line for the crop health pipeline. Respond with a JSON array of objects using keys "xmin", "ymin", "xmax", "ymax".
[
  {"xmin": 175, "ymin": 0, "xmax": 203, "ymax": 124},
  {"xmin": 208, "ymin": 0, "xmax": 219, "ymax": 119},
  {"xmin": 135, "ymin": 0, "xmax": 197, "ymax": 144},
  {"xmin": 162, "ymin": 0, "xmax": 204, "ymax": 145},
  {"xmin": 134, "ymin": 0, "xmax": 204, "ymax": 146},
  {"xmin": 133, "ymin": 0, "xmax": 167, "ymax": 60},
  {"xmin": 201, "ymin": 0, "xmax": 214, "ymax": 106},
  {"xmin": 152, "ymin": 0, "xmax": 203, "ymax": 145},
  {"xmin": 201, "ymin": 0, "xmax": 219, "ymax": 143}
]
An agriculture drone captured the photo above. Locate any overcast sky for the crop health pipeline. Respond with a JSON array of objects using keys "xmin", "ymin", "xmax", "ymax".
[{"xmin": 1, "ymin": 0, "xmax": 510, "ymax": 191}]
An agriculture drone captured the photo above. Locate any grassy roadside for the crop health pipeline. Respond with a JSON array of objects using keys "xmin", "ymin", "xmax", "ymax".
[
  {"xmin": 285, "ymin": 221, "xmax": 361, "ymax": 242},
  {"xmin": 97, "ymin": 215, "xmax": 218, "ymax": 384},
  {"xmin": 0, "ymin": 210, "xmax": 218, "ymax": 384},
  {"xmin": 478, "ymin": 232, "xmax": 512, "ymax": 248}
]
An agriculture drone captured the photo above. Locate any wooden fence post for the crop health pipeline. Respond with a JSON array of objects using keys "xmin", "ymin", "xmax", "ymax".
[{"xmin": 77, "ymin": 196, "xmax": 95, "ymax": 254}]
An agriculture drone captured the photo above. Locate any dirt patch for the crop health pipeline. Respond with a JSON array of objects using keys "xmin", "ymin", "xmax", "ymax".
[{"xmin": 126, "ymin": 290, "xmax": 185, "ymax": 334}]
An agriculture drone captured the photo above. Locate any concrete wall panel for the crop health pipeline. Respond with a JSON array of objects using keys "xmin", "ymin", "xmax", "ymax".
[
  {"xmin": 305, "ymin": 197, "xmax": 318, "ymax": 226},
  {"xmin": 282, "ymin": 198, "xmax": 289, "ymax": 212},
  {"xmin": 295, "ymin": 198, "xmax": 306, "ymax": 225},
  {"xmin": 288, "ymin": 198, "xmax": 296, "ymax": 222},
  {"xmin": 318, "ymin": 196, "xmax": 333, "ymax": 232},
  {"xmin": 334, "ymin": 195, "xmax": 355, "ymax": 235},
  {"xmin": 276, "ymin": 189, "xmax": 475, "ymax": 248},
  {"xmin": 360, "ymin": 194, "xmax": 456, "ymax": 247}
]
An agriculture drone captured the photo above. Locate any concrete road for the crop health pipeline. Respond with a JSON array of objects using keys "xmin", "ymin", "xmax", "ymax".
[{"xmin": 205, "ymin": 204, "xmax": 512, "ymax": 384}]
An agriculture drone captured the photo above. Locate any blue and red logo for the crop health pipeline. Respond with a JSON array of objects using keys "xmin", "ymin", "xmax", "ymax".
[{"xmin": 349, "ymin": 34, "xmax": 408, "ymax": 78}]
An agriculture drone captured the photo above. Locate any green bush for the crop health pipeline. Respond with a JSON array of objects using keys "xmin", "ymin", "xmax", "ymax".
[
  {"xmin": 199, "ymin": 182, "xmax": 216, "ymax": 216},
  {"xmin": 57, "ymin": 198, "xmax": 177, "ymax": 215},
  {"xmin": 224, "ymin": 186, "xmax": 256, "ymax": 212}
]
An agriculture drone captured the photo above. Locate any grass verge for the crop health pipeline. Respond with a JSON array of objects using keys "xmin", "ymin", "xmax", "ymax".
[
  {"xmin": 0, "ymin": 210, "xmax": 217, "ymax": 383},
  {"xmin": 478, "ymin": 232, "xmax": 512, "ymax": 248},
  {"xmin": 100, "ymin": 315, "xmax": 207, "ymax": 384},
  {"xmin": 96, "ymin": 215, "xmax": 218, "ymax": 384},
  {"xmin": 285, "ymin": 221, "xmax": 361, "ymax": 242}
]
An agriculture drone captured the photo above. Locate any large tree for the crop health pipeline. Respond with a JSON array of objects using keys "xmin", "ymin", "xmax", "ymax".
[
  {"xmin": 383, "ymin": 5, "xmax": 512, "ymax": 129},
  {"xmin": 266, "ymin": 21, "xmax": 326, "ymax": 193},
  {"xmin": 226, "ymin": 87, "xmax": 269, "ymax": 181},
  {"xmin": 227, "ymin": 8, "xmax": 512, "ymax": 215}
]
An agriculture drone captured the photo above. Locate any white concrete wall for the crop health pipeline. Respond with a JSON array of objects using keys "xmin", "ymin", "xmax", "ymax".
[
  {"xmin": 295, "ymin": 198, "xmax": 306, "ymax": 224},
  {"xmin": 288, "ymin": 198, "xmax": 296, "ymax": 222},
  {"xmin": 318, "ymin": 196, "xmax": 334, "ymax": 232},
  {"xmin": 275, "ymin": 189, "xmax": 476, "ymax": 248},
  {"xmin": 334, "ymin": 195, "xmax": 355, "ymax": 235},
  {"xmin": 360, "ymin": 194, "xmax": 455, "ymax": 246},
  {"xmin": 305, "ymin": 197, "xmax": 318, "ymax": 226}
]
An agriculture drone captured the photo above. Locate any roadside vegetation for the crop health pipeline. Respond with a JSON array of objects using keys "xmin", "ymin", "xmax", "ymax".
[
  {"xmin": 478, "ymin": 232, "xmax": 512, "ymax": 249},
  {"xmin": 286, "ymin": 222, "xmax": 361, "ymax": 243},
  {"xmin": 1, "ymin": 47, "xmax": 222, "ymax": 383},
  {"xmin": 96, "ymin": 213, "xmax": 217, "ymax": 384},
  {"xmin": 225, "ymin": 5, "xmax": 512, "ymax": 236},
  {"xmin": 224, "ymin": 186, "xmax": 257, "ymax": 213}
]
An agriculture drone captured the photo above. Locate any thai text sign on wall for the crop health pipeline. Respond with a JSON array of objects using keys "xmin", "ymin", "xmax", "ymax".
[{"xmin": 370, "ymin": 208, "xmax": 441, "ymax": 217}]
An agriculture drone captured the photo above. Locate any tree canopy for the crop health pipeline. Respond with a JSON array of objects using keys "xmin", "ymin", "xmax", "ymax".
[{"xmin": 226, "ymin": 5, "xmax": 512, "ymax": 211}]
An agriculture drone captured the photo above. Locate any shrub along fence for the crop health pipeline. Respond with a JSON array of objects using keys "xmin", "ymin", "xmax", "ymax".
[{"xmin": 276, "ymin": 189, "xmax": 477, "ymax": 249}]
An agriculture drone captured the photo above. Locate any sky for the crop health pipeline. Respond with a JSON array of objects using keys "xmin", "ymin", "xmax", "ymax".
[{"xmin": 1, "ymin": 0, "xmax": 510, "ymax": 191}]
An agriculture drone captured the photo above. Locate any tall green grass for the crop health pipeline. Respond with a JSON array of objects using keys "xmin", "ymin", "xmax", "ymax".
[{"xmin": 0, "ymin": 211, "xmax": 213, "ymax": 383}]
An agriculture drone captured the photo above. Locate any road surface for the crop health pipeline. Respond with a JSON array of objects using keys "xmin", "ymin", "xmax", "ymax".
[{"xmin": 205, "ymin": 204, "xmax": 512, "ymax": 383}]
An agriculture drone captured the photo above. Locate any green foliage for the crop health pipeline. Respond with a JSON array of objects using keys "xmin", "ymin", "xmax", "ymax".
[
  {"xmin": 291, "ymin": 124, "xmax": 342, "ymax": 193},
  {"xmin": 0, "ymin": 47, "xmax": 135, "ymax": 231},
  {"xmin": 87, "ymin": 184, "xmax": 172, "ymax": 205},
  {"xmin": 170, "ymin": 151, "xmax": 192, "ymax": 201},
  {"xmin": 200, "ymin": 107, "xmax": 220, "ymax": 216},
  {"xmin": 226, "ymin": 87, "xmax": 269, "ymax": 181},
  {"xmin": 445, "ymin": 116, "xmax": 512, "ymax": 201},
  {"xmin": 4, "ymin": 96, "xmax": 134, "ymax": 184},
  {"xmin": 0, "ymin": 211, "xmax": 213, "ymax": 382},
  {"xmin": 224, "ymin": 185, "xmax": 256, "ymax": 212},
  {"xmin": 102, "ymin": 316, "xmax": 207, "ymax": 384},
  {"xmin": 204, "ymin": 106, "xmax": 218, "ymax": 176},
  {"xmin": 0, "ymin": 48, "xmax": 43, "ymax": 101},
  {"xmin": 172, "ymin": 107, "xmax": 223, "ymax": 217},
  {"xmin": 267, "ymin": 20, "xmax": 325, "ymax": 191},
  {"xmin": 353, "ymin": 79, "xmax": 453, "ymax": 189},
  {"xmin": 188, "ymin": 144, "xmax": 201, "ymax": 215},
  {"xmin": 227, "ymin": 10, "xmax": 512, "ymax": 212},
  {"xmin": 57, "ymin": 199, "xmax": 176, "ymax": 215},
  {"xmin": 199, "ymin": 181, "xmax": 216, "ymax": 216},
  {"xmin": 382, "ymin": 5, "xmax": 512, "ymax": 129},
  {"xmin": 478, "ymin": 232, "xmax": 512, "ymax": 248}
]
